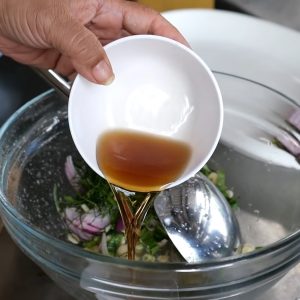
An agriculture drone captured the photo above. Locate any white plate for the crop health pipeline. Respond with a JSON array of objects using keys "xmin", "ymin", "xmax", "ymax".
[
  {"xmin": 164, "ymin": 9, "xmax": 300, "ymax": 170},
  {"xmin": 163, "ymin": 9, "xmax": 300, "ymax": 103},
  {"xmin": 164, "ymin": 10, "xmax": 300, "ymax": 299}
]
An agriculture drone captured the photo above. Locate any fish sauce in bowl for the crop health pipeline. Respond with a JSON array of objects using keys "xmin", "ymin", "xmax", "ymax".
[{"xmin": 96, "ymin": 129, "xmax": 192, "ymax": 259}]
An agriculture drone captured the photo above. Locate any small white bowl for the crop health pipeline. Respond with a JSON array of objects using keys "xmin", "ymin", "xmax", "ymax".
[{"xmin": 69, "ymin": 34, "xmax": 223, "ymax": 190}]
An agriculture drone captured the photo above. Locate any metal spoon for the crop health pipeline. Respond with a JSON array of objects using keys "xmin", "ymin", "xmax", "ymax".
[{"xmin": 154, "ymin": 172, "xmax": 241, "ymax": 263}]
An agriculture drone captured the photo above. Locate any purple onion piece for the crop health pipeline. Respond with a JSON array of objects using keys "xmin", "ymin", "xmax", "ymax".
[
  {"xmin": 65, "ymin": 207, "xmax": 80, "ymax": 222},
  {"xmin": 116, "ymin": 217, "xmax": 125, "ymax": 233},
  {"xmin": 67, "ymin": 223, "xmax": 93, "ymax": 240},
  {"xmin": 81, "ymin": 209, "xmax": 110, "ymax": 234},
  {"xmin": 276, "ymin": 131, "xmax": 300, "ymax": 156},
  {"xmin": 64, "ymin": 207, "xmax": 91, "ymax": 240},
  {"xmin": 65, "ymin": 155, "xmax": 81, "ymax": 192},
  {"xmin": 64, "ymin": 207, "xmax": 111, "ymax": 240},
  {"xmin": 288, "ymin": 108, "xmax": 300, "ymax": 131}
]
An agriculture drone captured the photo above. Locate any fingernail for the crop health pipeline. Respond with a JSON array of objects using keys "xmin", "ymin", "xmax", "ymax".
[{"xmin": 92, "ymin": 60, "xmax": 114, "ymax": 85}]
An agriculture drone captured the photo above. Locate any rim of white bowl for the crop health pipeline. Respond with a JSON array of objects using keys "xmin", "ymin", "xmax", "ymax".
[{"xmin": 68, "ymin": 34, "xmax": 224, "ymax": 189}]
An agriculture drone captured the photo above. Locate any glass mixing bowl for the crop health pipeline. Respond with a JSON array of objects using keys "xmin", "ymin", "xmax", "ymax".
[{"xmin": 0, "ymin": 73, "xmax": 300, "ymax": 300}]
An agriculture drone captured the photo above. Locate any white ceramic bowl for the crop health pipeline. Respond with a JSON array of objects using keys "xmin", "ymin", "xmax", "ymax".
[{"xmin": 69, "ymin": 34, "xmax": 223, "ymax": 189}]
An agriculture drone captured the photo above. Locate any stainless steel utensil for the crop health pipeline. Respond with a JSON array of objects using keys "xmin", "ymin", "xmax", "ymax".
[
  {"xmin": 154, "ymin": 172, "xmax": 241, "ymax": 263},
  {"xmin": 33, "ymin": 68, "xmax": 71, "ymax": 100}
]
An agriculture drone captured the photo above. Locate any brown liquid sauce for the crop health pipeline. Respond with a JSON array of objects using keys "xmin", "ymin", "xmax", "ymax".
[
  {"xmin": 96, "ymin": 129, "xmax": 192, "ymax": 260},
  {"xmin": 96, "ymin": 129, "xmax": 191, "ymax": 192}
]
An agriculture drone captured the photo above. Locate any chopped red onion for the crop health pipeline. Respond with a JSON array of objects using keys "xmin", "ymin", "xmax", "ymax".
[
  {"xmin": 64, "ymin": 155, "xmax": 81, "ymax": 192},
  {"xmin": 64, "ymin": 207, "xmax": 91, "ymax": 240},
  {"xmin": 276, "ymin": 131, "xmax": 300, "ymax": 156},
  {"xmin": 116, "ymin": 217, "xmax": 125, "ymax": 233},
  {"xmin": 65, "ymin": 206, "xmax": 78, "ymax": 219},
  {"xmin": 64, "ymin": 208, "xmax": 91, "ymax": 239},
  {"xmin": 288, "ymin": 108, "xmax": 300, "ymax": 131},
  {"xmin": 67, "ymin": 223, "xmax": 93, "ymax": 240},
  {"xmin": 81, "ymin": 209, "xmax": 110, "ymax": 234},
  {"xmin": 64, "ymin": 207, "xmax": 110, "ymax": 240}
]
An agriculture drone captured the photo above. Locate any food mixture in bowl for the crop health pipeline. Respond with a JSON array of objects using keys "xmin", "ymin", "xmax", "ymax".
[
  {"xmin": 54, "ymin": 155, "xmax": 239, "ymax": 262},
  {"xmin": 2, "ymin": 71, "xmax": 300, "ymax": 299},
  {"xmin": 8, "ymin": 84, "xmax": 299, "ymax": 266}
]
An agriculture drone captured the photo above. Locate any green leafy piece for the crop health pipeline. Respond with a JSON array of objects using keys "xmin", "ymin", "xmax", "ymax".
[
  {"xmin": 227, "ymin": 195, "xmax": 238, "ymax": 209},
  {"xmin": 63, "ymin": 195, "xmax": 81, "ymax": 207},
  {"xmin": 57, "ymin": 157, "xmax": 241, "ymax": 260},
  {"xmin": 53, "ymin": 184, "xmax": 61, "ymax": 213},
  {"xmin": 200, "ymin": 164, "xmax": 212, "ymax": 177},
  {"xmin": 216, "ymin": 170, "xmax": 226, "ymax": 192},
  {"xmin": 200, "ymin": 167, "xmax": 239, "ymax": 209},
  {"xmin": 217, "ymin": 171, "xmax": 238, "ymax": 208},
  {"xmin": 140, "ymin": 228, "xmax": 160, "ymax": 255},
  {"xmin": 107, "ymin": 232, "xmax": 123, "ymax": 255},
  {"xmin": 140, "ymin": 207, "xmax": 168, "ymax": 256},
  {"xmin": 83, "ymin": 236, "xmax": 101, "ymax": 249},
  {"xmin": 144, "ymin": 207, "xmax": 168, "ymax": 240}
]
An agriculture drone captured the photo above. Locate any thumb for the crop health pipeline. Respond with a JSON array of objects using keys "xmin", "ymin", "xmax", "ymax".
[{"xmin": 50, "ymin": 20, "xmax": 114, "ymax": 85}]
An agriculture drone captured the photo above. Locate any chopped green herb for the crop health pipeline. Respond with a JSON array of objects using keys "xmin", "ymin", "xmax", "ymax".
[
  {"xmin": 57, "ymin": 157, "xmax": 242, "ymax": 261},
  {"xmin": 107, "ymin": 232, "xmax": 123, "ymax": 256},
  {"xmin": 83, "ymin": 236, "xmax": 101, "ymax": 249}
]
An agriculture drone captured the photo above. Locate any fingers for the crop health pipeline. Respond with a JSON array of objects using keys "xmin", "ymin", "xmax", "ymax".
[
  {"xmin": 46, "ymin": 0, "xmax": 188, "ymax": 84},
  {"xmin": 118, "ymin": 0, "xmax": 189, "ymax": 47},
  {"xmin": 48, "ymin": 14, "xmax": 114, "ymax": 85},
  {"xmin": 0, "ymin": 0, "xmax": 188, "ymax": 85}
]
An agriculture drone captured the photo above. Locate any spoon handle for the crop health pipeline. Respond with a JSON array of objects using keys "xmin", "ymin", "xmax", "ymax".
[{"xmin": 33, "ymin": 68, "xmax": 71, "ymax": 99}]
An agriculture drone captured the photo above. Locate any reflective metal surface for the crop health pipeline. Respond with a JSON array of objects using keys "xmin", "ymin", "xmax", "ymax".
[
  {"xmin": 33, "ymin": 68, "xmax": 71, "ymax": 100},
  {"xmin": 154, "ymin": 172, "xmax": 241, "ymax": 263}
]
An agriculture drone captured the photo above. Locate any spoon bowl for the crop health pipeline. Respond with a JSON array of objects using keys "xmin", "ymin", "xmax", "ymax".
[
  {"xmin": 154, "ymin": 172, "xmax": 241, "ymax": 263},
  {"xmin": 68, "ymin": 35, "xmax": 223, "ymax": 190}
]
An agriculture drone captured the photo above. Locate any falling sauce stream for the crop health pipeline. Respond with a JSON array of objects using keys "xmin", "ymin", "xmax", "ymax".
[
  {"xmin": 97, "ymin": 129, "xmax": 191, "ymax": 260},
  {"xmin": 109, "ymin": 183, "xmax": 158, "ymax": 260}
]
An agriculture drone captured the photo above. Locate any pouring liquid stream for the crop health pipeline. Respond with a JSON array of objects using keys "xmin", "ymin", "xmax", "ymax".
[{"xmin": 96, "ymin": 129, "xmax": 191, "ymax": 260}]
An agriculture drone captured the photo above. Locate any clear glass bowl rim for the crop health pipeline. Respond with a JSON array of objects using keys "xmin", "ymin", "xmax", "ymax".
[{"xmin": 0, "ymin": 74, "xmax": 300, "ymax": 272}]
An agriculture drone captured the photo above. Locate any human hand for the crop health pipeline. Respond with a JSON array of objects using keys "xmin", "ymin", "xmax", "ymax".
[{"xmin": 0, "ymin": 0, "xmax": 188, "ymax": 84}]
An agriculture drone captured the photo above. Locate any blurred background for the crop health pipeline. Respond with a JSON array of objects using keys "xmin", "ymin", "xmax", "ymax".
[{"xmin": 137, "ymin": 0, "xmax": 214, "ymax": 10}]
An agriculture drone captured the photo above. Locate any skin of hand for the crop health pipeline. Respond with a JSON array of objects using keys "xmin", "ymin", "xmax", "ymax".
[{"xmin": 0, "ymin": 0, "xmax": 188, "ymax": 84}]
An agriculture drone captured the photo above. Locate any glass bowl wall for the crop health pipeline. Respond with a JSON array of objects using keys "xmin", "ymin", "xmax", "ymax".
[{"xmin": 0, "ymin": 73, "xmax": 300, "ymax": 300}]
